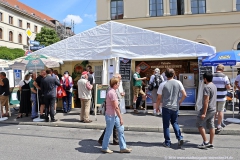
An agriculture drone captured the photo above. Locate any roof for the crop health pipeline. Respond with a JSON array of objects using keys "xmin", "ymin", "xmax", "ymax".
[
  {"xmin": 1, "ymin": 0, "xmax": 54, "ymax": 23},
  {"xmin": 34, "ymin": 21, "xmax": 216, "ymax": 60}
]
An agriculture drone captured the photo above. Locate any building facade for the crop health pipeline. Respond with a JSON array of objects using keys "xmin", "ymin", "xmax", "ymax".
[
  {"xmin": 0, "ymin": 0, "xmax": 56, "ymax": 49},
  {"xmin": 96, "ymin": 0, "xmax": 240, "ymax": 52},
  {"xmin": 0, "ymin": 0, "xmax": 74, "ymax": 50}
]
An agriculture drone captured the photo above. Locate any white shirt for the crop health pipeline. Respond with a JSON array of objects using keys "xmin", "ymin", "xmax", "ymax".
[
  {"xmin": 149, "ymin": 74, "xmax": 164, "ymax": 84},
  {"xmin": 118, "ymin": 80, "xmax": 124, "ymax": 93},
  {"xmin": 19, "ymin": 80, "xmax": 30, "ymax": 87}
]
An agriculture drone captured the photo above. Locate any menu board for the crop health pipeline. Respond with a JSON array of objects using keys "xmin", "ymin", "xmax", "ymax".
[
  {"xmin": 119, "ymin": 57, "xmax": 131, "ymax": 81},
  {"xmin": 199, "ymin": 66, "xmax": 213, "ymax": 81}
]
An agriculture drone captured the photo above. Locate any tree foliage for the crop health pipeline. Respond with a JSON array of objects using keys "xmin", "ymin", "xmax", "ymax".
[
  {"xmin": 35, "ymin": 26, "xmax": 60, "ymax": 46},
  {"xmin": 0, "ymin": 47, "xmax": 24, "ymax": 60}
]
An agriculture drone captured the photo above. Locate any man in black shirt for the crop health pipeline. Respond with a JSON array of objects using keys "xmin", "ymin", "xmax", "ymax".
[
  {"xmin": 34, "ymin": 70, "xmax": 46, "ymax": 119},
  {"xmin": 41, "ymin": 69, "xmax": 60, "ymax": 122},
  {"xmin": 0, "ymin": 72, "xmax": 10, "ymax": 117}
]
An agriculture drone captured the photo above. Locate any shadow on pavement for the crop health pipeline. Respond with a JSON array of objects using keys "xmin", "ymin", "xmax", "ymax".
[
  {"xmin": 75, "ymin": 139, "xmax": 101, "ymax": 154},
  {"xmin": 60, "ymin": 118, "xmax": 80, "ymax": 122}
]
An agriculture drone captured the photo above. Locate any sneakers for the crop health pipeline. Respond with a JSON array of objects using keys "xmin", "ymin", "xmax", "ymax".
[
  {"xmin": 207, "ymin": 144, "xmax": 214, "ymax": 149},
  {"xmin": 162, "ymin": 142, "xmax": 170, "ymax": 148},
  {"xmin": 216, "ymin": 126, "xmax": 222, "ymax": 131},
  {"xmin": 120, "ymin": 148, "xmax": 132, "ymax": 153},
  {"xmin": 133, "ymin": 109, "xmax": 138, "ymax": 114},
  {"xmin": 198, "ymin": 142, "xmax": 209, "ymax": 149},
  {"xmin": 198, "ymin": 142, "xmax": 214, "ymax": 149},
  {"xmin": 101, "ymin": 149, "xmax": 113, "ymax": 153},
  {"xmin": 40, "ymin": 115, "xmax": 45, "ymax": 119},
  {"xmin": 178, "ymin": 139, "xmax": 184, "ymax": 147},
  {"xmin": 139, "ymin": 106, "xmax": 145, "ymax": 110}
]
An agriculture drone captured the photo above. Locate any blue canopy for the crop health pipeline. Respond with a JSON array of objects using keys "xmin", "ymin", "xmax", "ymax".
[{"xmin": 202, "ymin": 50, "xmax": 240, "ymax": 66}]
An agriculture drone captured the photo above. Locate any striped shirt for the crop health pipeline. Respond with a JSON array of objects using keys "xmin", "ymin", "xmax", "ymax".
[{"xmin": 212, "ymin": 72, "xmax": 230, "ymax": 101}]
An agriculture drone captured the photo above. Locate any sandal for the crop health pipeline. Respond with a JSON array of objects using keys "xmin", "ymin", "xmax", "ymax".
[
  {"xmin": 83, "ymin": 120, "xmax": 92, "ymax": 123},
  {"xmin": 2, "ymin": 113, "xmax": 9, "ymax": 117}
]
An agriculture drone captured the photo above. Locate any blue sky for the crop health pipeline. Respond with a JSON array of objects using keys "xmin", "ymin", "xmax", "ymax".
[{"xmin": 19, "ymin": 0, "xmax": 96, "ymax": 34}]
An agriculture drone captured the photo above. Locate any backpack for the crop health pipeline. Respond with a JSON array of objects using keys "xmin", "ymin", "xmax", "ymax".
[{"xmin": 153, "ymin": 75, "xmax": 162, "ymax": 89}]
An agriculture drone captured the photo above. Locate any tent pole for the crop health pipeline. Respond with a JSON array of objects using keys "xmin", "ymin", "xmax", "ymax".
[{"xmin": 232, "ymin": 67, "xmax": 235, "ymax": 118}]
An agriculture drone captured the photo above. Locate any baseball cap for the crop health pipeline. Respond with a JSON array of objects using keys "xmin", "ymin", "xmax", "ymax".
[{"xmin": 82, "ymin": 71, "xmax": 88, "ymax": 75}]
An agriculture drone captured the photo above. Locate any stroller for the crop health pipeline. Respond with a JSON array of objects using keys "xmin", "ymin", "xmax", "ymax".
[{"xmin": 225, "ymin": 89, "xmax": 237, "ymax": 111}]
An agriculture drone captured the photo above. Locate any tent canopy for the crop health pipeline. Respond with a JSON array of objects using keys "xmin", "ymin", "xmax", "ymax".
[{"xmin": 34, "ymin": 21, "xmax": 216, "ymax": 60}]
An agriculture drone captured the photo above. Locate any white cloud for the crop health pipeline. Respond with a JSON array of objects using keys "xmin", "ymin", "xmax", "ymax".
[
  {"xmin": 63, "ymin": 15, "xmax": 83, "ymax": 24},
  {"xmin": 84, "ymin": 14, "xmax": 96, "ymax": 19}
]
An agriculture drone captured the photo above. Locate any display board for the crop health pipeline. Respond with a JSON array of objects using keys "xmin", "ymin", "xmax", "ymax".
[
  {"xmin": 119, "ymin": 57, "xmax": 131, "ymax": 81},
  {"xmin": 180, "ymin": 87, "xmax": 197, "ymax": 106},
  {"xmin": 199, "ymin": 66, "xmax": 213, "ymax": 81},
  {"xmin": 95, "ymin": 84, "xmax": 109, "ymax": 107}
]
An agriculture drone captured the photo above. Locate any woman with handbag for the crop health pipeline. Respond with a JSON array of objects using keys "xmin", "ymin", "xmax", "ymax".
[
  {"xmin": 60, "ymin": 71, "xmax": 73, "ymax": 113},
  {"xmin": 101, "ymin": 77, "xmax": 132, "ymax": 153}
]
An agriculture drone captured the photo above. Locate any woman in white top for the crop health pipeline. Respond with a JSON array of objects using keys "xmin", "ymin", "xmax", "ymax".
[{"xmin": 149, "ymin": 68, "xmax": 164, "ymax": 115}]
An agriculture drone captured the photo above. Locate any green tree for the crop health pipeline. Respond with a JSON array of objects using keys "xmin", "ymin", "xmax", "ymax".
[
  {"xmin": 35, "ymin": 26, "xmax": 60, "ymax": 46},
  {"xmin": 0, "ymin": 47, "xmax": 24, "ymax": 60}
]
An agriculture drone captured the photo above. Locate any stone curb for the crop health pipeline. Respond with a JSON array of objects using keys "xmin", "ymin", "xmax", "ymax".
[{"xmin": 0, "ymin": 121, "xmax": 239, "ymax": 135}]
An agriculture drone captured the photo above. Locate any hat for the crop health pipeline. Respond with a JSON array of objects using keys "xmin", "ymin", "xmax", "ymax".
[
  {"xmin": 154, "ymin": 68, "xmax": 160, "ymax": 73},
  {"xmin": 82, "ymin": 71, "xmax": 88, "ymax": 75}
]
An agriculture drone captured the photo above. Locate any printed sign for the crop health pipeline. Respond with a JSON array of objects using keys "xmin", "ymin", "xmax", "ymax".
[
  {"xmin": 15, "ymin": 72, "xmax": 20, "ymax": 79},
  {"xmin": 119, "ymin": 57, "xmax": 131, "ymax": 81},
  {"xmin": 199, "ymin": 66, "xmax": 213, "ymax": 81}
]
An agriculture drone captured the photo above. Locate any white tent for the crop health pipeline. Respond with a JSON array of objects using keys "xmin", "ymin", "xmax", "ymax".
[{"xmin": 34, "ymin": 21, "xmax": 216, "ymax": 60}]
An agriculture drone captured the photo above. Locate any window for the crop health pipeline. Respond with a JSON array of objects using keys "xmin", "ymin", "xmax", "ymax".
[
  {"xmin": 18, "ymin": 34, "xmax": 22, "ymax": 43},
  {"xmin": 19, "ymin": 19, "xmax": 22, "ymax": 28},
  {"xmin": 111, "ymin": 0, "xmax": 124, "ymax": 20},
  {"xmin": 191, "ymin": 0, "xmax": 206, "ymax": 14},
  {"xmin": 0, "ymin": 28, "xmax": 2, "ymax": 39},
  {"xmin": 237, "ymin": 42, "xmax": 240, "ymax": 50},
  {"xmin": 9, "ymin": 16, "xmax": 13, "ymax": 24},
  {"xmin": 9, "ymin": 31, "xmax": 13, "ymax": 42},
  {"xmin": 170, "ymin": 0, "xmax": 184, "ymax": 15},
  {"xmin": 0, "ymin": 12, "xmax": 2, "ymax": 21},
  {"xmin": 237, "ymin": 0, "xmax": 240, "ymax": 11},
  {"xmin": 149, "ymin": 0, "xmax": 164, "ymax": 17},
  {"xmin": 27, "ymin": 22, "xmax": 30, "ymax": 29},
  {"xmin": 34, "ymin": 25, "xmax": 38, "ymax": 32}
]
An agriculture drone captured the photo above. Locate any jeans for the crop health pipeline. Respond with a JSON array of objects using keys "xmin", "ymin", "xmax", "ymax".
[
  {"xmin": 102, "ymin": 115, "xmax": 126, "ymax": 150},
  {"xmin": 162, "ymin": 107, "xmax": 183, "ymax": 146},
  {"xmin": 31, "ymin": 94, "xmax": 38, "ymax": 118},
  {"xmin": 62, "ymin": 91, "xmax": 72, "ymax": 112},
  {"xmin": 44, "ymin": 96, "xmax": 56, "ymax": 120}
]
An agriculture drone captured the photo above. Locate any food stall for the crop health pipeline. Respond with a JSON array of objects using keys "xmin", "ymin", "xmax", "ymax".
[{"xmin": 32, "ymin": 21, "xmax": 216, "ymax": 110}]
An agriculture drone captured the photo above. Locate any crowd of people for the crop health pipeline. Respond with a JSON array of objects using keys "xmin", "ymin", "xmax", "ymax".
[{"xmin": 0, "ymin": 63, "xmax": 237, "ymax": 151}]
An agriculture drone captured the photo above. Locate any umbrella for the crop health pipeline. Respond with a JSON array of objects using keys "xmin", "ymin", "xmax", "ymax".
[
  {"xmin": 9, "ymin": 54, "xmax": 62, "ymax": 70},
  {"xmin": 202, "ymin": 50, "xmax": 240, "ymax": 66},
  {"xmin": 202, "ymin": 50, "xmax": 240, "ymax": 122}
]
